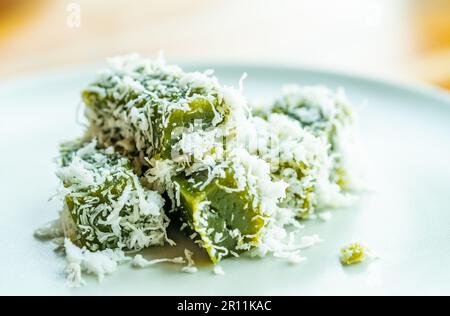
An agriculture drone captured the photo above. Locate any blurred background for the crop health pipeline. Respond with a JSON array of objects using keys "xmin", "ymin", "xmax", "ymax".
[{"xmin": 0, "ymin": 0, "xmax": 449, "ymax": 89}]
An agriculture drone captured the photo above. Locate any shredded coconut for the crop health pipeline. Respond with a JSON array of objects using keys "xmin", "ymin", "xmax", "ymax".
[
  {"xmin": 213, "ymin": 265, "xmax": 225, "ymax": 275},
  {"xmin": 36, "ymin": 55, "xmax": 364, "ymax": 286},
  {"xmin": 34, "ymin": 219, "xmax": 63, "ymax": 239},
  {"xmin": 318, "ymin": 211, "xmax": 333, "ymax": 222},
  {"xmin": 181, "ymin": 249, "xmax": 198, "ymax": 273},
  {"xmin": 132, "ymin": 254, "xmax": 185, "ymax": 268}
]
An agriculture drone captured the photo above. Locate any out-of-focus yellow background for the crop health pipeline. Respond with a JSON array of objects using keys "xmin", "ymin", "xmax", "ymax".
[{"xmin": 0, "ymin": 0, "xmax": 449, "ymax": 89}]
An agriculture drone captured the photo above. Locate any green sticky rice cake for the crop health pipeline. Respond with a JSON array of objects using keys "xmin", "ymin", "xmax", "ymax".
[
  {"xmin": 57, "ymin": 140, "xmax": 170, "ymax": 252},
  {"xmin": 81, "ymin": 55, "xmax": 240, "ymax": 167},
  {"xmin": 174, "ymin": 166, "xmax": 267, "ymax": 263},
  {"xmin": 264, "ymin": 85, "xmax": 360, "ymax": 191}
]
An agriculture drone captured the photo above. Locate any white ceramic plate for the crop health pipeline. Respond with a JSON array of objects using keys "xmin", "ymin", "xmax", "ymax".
[{"xmin": 1, "ymin": 64, "xmax": 450, "ymax": 296}]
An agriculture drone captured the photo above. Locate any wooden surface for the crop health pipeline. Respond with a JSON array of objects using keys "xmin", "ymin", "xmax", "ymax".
[{"xmin": 0, "ymin": 0, "xmax": 448, "ymax": 89}]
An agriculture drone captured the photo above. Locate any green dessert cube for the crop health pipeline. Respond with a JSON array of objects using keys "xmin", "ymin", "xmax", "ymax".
[
  {"xmin": 57, "ymin": 140, "xmax": 170, "ymax": 252},
  {"xmin": 174, "ymin": 166, "xmax": 267, "ymax": 263},
  {"xmin": 267, "ymin": 85, "xmax": 358, "ymax": 190}
]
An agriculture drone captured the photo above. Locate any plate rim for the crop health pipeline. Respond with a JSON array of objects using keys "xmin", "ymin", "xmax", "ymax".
[{"xmin": 1, "ymin": 61, "xmax": 450, "ymax": 106}]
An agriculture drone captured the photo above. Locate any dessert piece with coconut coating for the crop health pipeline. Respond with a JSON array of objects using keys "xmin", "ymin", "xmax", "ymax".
[
  {"xmin": 57, "ymin": 140, "xmax": 171, "ymax": 252},
  {"xmin": 35, "ymin": 55, "xmax": 367, "ymax": 287},
  {"xmin": 261, "ymin": 85, "xmax": 361, "ymax": 190},
  {"xmin": 82, "ymin": 54, "xmax": 248, "ymax": 170},
  {"xmin": 249, "ymin": 113, "xmax": 354, "ymax": 219}
]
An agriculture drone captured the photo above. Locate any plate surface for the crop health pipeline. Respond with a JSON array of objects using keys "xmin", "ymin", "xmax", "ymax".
[{"xmin": 1, "ymin": 64, "xmax": 450, "ymax": 295}]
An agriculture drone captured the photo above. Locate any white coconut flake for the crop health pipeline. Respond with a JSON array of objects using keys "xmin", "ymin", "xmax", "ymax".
[
  {"xmin": 132, "ymin": 254, "xmax": 185, "ymax": 268},
  {"xmin": 34, "ymin": 219, "xmax": 63, "ymax": 239},
  {"xmin": 63, "ymin": 239, "xmax": 130, "ymax": 287},
  {"xmin": 340, "ymin": 242, "xmax": 378, "ymax": 265},
  {"xmin": 213, "ymin": 265, "xmax": 225, "ymax": 275}
]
